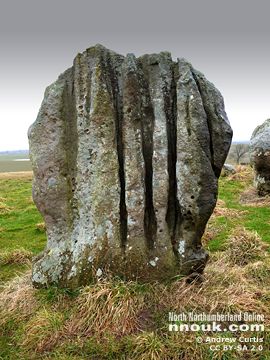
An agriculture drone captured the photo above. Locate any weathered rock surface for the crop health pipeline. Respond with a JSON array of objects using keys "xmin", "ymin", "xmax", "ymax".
[
  {"xmin": 250, "ymin": 119, "xmax": 270, "ymax": 195},
  {"xmin": 222, "ymin": 164, "xmax": 236, "ymax": 177},
  {"xmin": 28, "ymin": 45, "xmax": 232, "ymax": 288}
]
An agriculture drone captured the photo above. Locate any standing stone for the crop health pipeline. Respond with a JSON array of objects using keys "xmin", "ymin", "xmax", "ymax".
[
  {"xmin": 250, "ymin": 119, "xmax": 270, "ymax": 196},
  {"xmin": 29, "ymin": 45, "xmax": 232, "ymax": 288}
]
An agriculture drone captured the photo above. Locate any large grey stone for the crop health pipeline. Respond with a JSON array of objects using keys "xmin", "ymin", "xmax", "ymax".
[
  {"xmin": 222, "ymin": 164, "xmax": 236, "ymax": 177},
  {"xmin": 28, "ymin": 45, "xmax": 232, "ymax": 288},
  {"xmin": 250, "ymin": 119, "xmax": 270, "ymax": 196}
]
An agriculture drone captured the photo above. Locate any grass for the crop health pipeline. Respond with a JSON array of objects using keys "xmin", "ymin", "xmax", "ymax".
[
  {"xmin": 0, "ymin": 151, "xmax": 31, "ymax": 173},
  {"xmin": 0, "ymin": 172, "xmax": 46, "ymax": 282},
  {"xmin": 0, "ymin": 161, "xmax": 32, "ymax": 172},
  {"xmin": 0, "ymin": 166, "xmax": 270, "ymax": 359},
  {"xmin": 204, "ymin": 166, "xmax": 270, "ymax": 251}
]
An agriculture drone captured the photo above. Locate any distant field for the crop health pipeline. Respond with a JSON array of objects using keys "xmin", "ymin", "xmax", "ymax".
[{"xmin": 0, "ymin": 151, "xmax": 32, "ymax": 172}]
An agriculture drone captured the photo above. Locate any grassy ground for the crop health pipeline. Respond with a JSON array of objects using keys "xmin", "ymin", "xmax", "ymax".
[
  {"xmin": 0, "ymin": 172, "xmax": 45, "ymax": 282},
  {"xmin": 204, "ymin": 166, "xmax": 270, "ymax": 251},
  {"xmin": 0, "ymin": 167, "xmax": 269, "ymax": 359},
  {"xmin": 0, "ymin": 152, "xmax": 31, "ymax": 173},
  {"xmin": 0, "ymin": 161, "xmax": 32, "ymax": 173}
]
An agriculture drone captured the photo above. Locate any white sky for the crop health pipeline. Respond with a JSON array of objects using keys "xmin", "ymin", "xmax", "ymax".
[{"xmin": 0, "ymin": 0, "xmax": 269, "ymax": 151}]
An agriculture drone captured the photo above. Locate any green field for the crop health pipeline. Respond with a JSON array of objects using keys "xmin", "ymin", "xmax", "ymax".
[
  {"xmin": 0, "ymin": 151, "xmax": 32, "ymax": 173},
  {"xmin": 0, "ymin": 173, "xmax": 45, "ymax": 282},
  {"xmin": 0, "ymin": 168, "xmax": 269, "ymax": 360}
]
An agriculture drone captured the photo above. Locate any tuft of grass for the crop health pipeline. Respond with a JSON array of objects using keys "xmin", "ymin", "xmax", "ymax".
[
  {"xmin": 244, "ymin": 259, "xmax": 270, "ymax": 286},
  {"xmin": 0, "ymin": 249, "xmax": 33, "ymax": 283},
  {"xmin": 240, "ymin": 186, "xmax": 270, "ymax": 207},
  {"xmin": 0, "ymin": 272, "xmax": 38, "ymax": 326},
  {"xmin": 213, "ymin": 200, "xmax": 247, "ymax": 218},
  {"xmin": 0, "ymin": 201, "xmax": 13, "ymax": 214},
  {"xmin": 225, "ymin": 227, "xmax": 268, "ymax": 266},
  {"xmin": 66, "ymin": 281, "xmax": 147, "ymax": 337},
  {"xmin": 20, "ymin": 308, "xmax": 65, "ymax": 353},
  {"xmin": 131, "ymin": 332, "xmax": 165, "ymax": 360},
  {"xmin": 0, "ymin": 248, "xmax": 32, "ymax": 265},
  {"xmin": 35, "ymin": 222, "xmax": 46, "ymax": 232},
  {"xmin": 157, "ymin": 259, "xmax": 269, "ymax": 317}
]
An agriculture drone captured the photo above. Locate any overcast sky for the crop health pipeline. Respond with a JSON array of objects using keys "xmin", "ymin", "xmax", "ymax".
[{"xmin": 0, "ymin": 0, "xmax": 269, "ymax": 150}]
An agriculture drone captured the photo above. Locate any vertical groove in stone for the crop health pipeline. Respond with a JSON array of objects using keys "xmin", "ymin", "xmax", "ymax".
[
  {"xmin": 191, "ymin": 70, "xmax": 216, "ymax": 174},
  {"xmin": 102, "ymin": 51, "xmax": 128, "ymax": 249},
  {"xmin": 61, "ymin": 67, "xmax": 78, "ymax": 227},
  {"xmin": 164, "ymin": 65, "xmax": 181, "ymax": 246},
  {"xmin": 191, "ymin": 69, "xmax": 232, "ymax": 178},
  {"xmin": 122, "ymin": 54, "xmax": 145, "ymax": 249},
  {"xmin": 138, "ymin": 59, "xmax": 157, "ymax": 250}
]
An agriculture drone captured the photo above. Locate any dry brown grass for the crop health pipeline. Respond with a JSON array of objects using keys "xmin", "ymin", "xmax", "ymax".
[
  {"xmin": 213, "ymin": 199, "xmax": 247, "ymax": 218},
  {"xmin": 202, "ymin": 199, "xmax": 247, "ymax": 245},
  {"xmin": 0, "ymin": 201, "xmax": 13, "ymax": 214},
  {"xmin": 228, "ymin": 165, "xmax": 253, "ymax": 181},
  {"xmin": 131, "ymin": 332, "xmax": 165, "ymax": 360},
  {"xmin": 27, "ymin": 196, "xmax": 34, "ymax": 205},
  {"xmin": 1, "ymin": 259, "xmax": 269, "ymax": 359},
  {"xmin": 0, "ymin": 271, "xmax": 38, "ymax": 325},
  {"xmin": 0, "ymin": 171, "xmax": 33, "ymax": 180},
  {"xmin": 225, "ymin": 227, "xmax": 268, "ymax": 266},
  {"xmin": 0, "ymin": 227, "xmax": 269, "ymax": 359},
  {"xmin": 0, "ymin": 249, "xmax": 33, "ymax": 265},
  {"xmin": 202, "ymin": 222, "xmax": 224, "ymax": 245},
  {"xmin": 244, "ymin": 259, "xmax": 270, "ymax": 286},
  {"xmin": 65, "ymin": 281, "xmax": 146, "ymax": 338},
  {"xmin": 213, "ymin": 205, "xmax": 247, "ymax": 218},
  {"xmin": 20, "ymin": 308, "xmax": 65, "ymax": 353},
  {"xmin": 240, "ymin": 186, "xmax": 270, "ymax": 207},
  {"xmin": 157, "ymin": 264, "xmax": 270, "ymax": 336},
  {"xmin": 156, "ymin": 228, "xmax": 270, "ymax": 330},
  {"xmin": 35, "ymin": 222, "xmax": 46, "ymax": 232}
]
